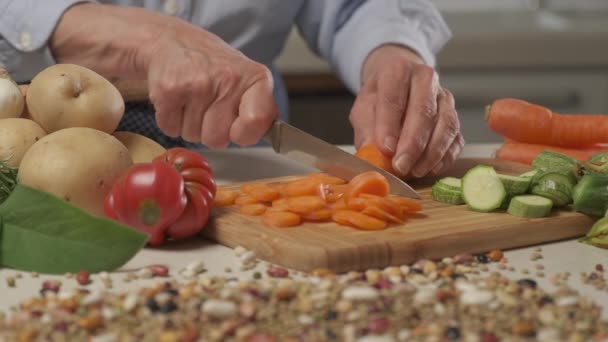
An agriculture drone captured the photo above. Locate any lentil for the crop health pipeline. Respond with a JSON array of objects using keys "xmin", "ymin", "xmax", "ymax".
[
  {"xmin": 0, "ymin": 257, "xmax": 607, "ymax": 341},
  {"xmin": 75, "ymin": 270, "xmax": 91, "ymax": 285},
  {"xmin": 487, "ymin": 249, "xmax": 503, "ymax": 262},
  {"xmin": 6, "ymin": 276, "xmax": 15, "ymax": 288}
]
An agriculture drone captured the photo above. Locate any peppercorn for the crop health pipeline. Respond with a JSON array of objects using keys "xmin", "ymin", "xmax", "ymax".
[
  {"xmin": 146, "ymin": 298, "xmax": 160, "ymax": 312},
  {"xmin": 476, "ymin": 254, "xmax": 489, "ymax": 264},
  {"xmin": 324, "ymin": 311, "xmax": 338, "ymax": 320},
  {"xmin": 445, "ymin": 326, "xmax": 461, "ymax": 340},
  {"xmin": 517, "ymin": 278, "xmax": 537, "ymax": 289},
  {"xmin": 160, "ymin": 301, "xmax": 178, "ymax": 313}
]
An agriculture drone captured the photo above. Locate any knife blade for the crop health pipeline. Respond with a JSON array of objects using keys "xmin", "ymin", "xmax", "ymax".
[{"xmin": 263, "ymin": 120, "xmax": 420, "ymax": 199}]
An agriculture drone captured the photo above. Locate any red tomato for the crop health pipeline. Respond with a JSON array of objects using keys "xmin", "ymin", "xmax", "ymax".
[
  {"xmin": 154, "ymin": 148, "xmax": 216, "ymax": 240},
  {"xmin": 104, "ymin": 162, "xmax": 187, "ymax": 246}
]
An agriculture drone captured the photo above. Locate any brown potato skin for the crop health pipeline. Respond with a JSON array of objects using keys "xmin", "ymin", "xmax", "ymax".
[
  {"xmin": 0, "ymin": 118, "xmax": 47, "ymax": 167},
  {"xmin": 113, "ymin": 131, "xmax": 166, "ymax": 163},
  {"xmin": 26, "ymin": 64, "xmax": 124, "ymax": 134},
  {"xmin": 18, "ymin": 127, "xmax": 133, "ymax": 217}
]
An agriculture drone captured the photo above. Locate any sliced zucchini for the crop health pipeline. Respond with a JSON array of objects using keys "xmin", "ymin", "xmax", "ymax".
[
  {"xmin": 573, "ymin": 174, "xmax": 608, "ymax": 217},
  {"xmin": 431, "ymin": 183, "xmax": 464, "ymax": 205},
  {"xmin": 519, "ymin": 169, "xmax": 538, "ymax": 179},
  {"xmin": 498, "ymin": 174, "xmax": 530, "ymax": 196},
  {"xmin": 530, "ymin": 172, "xmax": 574, "ymax": 207},
  {"xmin": 462, "ymin": 165, "xmax": 506, "ymax": 212},
  {"xmin": 531, "ymin": 150, "xmax": 581, "ymax": 183},
  {"xmin": 437, "ymin": 177, "xmax": 462, "ymax": 191},
  {"xmin": 507, "ymin": 195, "xmax": 553, "ymax": 218}
]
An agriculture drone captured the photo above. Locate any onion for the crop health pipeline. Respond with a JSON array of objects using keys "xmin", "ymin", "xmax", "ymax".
[{"xmin": 0, "ymin": 69, "xmax": 24, "ymax": 119}]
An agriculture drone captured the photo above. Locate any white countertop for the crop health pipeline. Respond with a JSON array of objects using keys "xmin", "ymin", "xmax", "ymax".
[{"xmin": 1, "ymin": 143, "xmax": 607, "ymax": 317}]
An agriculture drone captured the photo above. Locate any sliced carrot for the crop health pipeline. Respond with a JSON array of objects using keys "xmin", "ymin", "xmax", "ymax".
[
  {"xmin": 287, "ymin": 196, "xmax": 326, "ymax": 214},
  {"xmin": 271, "ymin": 197, "xmax": 289, "ymax": 209},
  {"xmin": 332, "ymin": 210, "xmax": 387, "ymax": 230},
  {"xmin": 317, "ymin": 184, "xmax": 348, "ymax": 203},
  {"xmin": 249, "ymin": 186, "xmax": 281, "ymax": 202},
  {"xmin": 359, "ymin": 194, "xmax": 404, "ymax": 218},
  {"xmin": 330, "ymin": 198, "xmax": 348, "ymax": 212},
  {"xmin": 263, "ymin": 211, "xmax": 302, "ymax": 228},
  {"xmin": 347, "ymin": 171, "xmax": 390, "ymax": 198},
  {"xmin": 301, "ymin": 208, "xmax": 333, "ymax": 222},
  {"xmin": 235, "ymin": 195, "xmax": 260, "ymax": 206},
  {"xmin": 362, "ymin": 206, "xmax": 403, "ymax": 224},
  {"xmin": 345, "ymin": 197, "xmax": 367, "ymax": 211},
  {"xmin": 240, "ymin": 183, "xmax": 265, "ymax": 194},
  {"xmin": 214, "ymin": 189, "xmax": 239, "ymax": 207},
  {"xmin": 390, "ymin": 196, "xmax": 423, "ymax": 212},
  {"xmin": 284, "ymin": 178, "xmax": 321, "ymax": 197},
  {"xmin": 355, "ymin": 144, "xmax": 396, "ymax": 173},
  {"xmin": 308, "ymin": 173, "xmax": 347, "ymax": 185},
  {"xmin": 239, "ymin": 203, "xmax": 268, "ymax": 216}
]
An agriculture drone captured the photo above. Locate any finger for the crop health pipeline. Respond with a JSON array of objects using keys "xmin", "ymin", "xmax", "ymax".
[
  {"xmin": 431, "ymin": 132, "xmax": 465, "ymax": 176},
  {"xmin": 180, "ymin": 91, "xmax": 210, "ymax": 143},
  {"xmin": 373, "ymin": 61, "xmax": 412, "ymax": 155},
  {"xmin": 410, "ymin": 89, "xmax": 460, "ymax": 177},
  {"xmin": 200, "ymin": 98, "xmax": 238, "ymax": 149},
  {"xmin": 149, "ymin": 69, "xmax": 185, "ymax": 138},
  {"xmin": 349, "ymin": 89, "xmax": 377, "ymax": 150},
  {"xmin": 230, "ymin": 77, "xmax": 278, "ymax": 147},
  {"xmin": 392, "ymin": 65, "xmax": 440, "ymax": 176}
]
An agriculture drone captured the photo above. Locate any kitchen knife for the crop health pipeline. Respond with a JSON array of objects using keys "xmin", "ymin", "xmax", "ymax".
[{"xmin": 263, "ymin": 120, "xmax": 420, "ymax": 199}]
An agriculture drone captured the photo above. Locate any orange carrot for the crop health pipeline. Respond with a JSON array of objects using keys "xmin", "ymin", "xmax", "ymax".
[
  {"xmin": 355, "ymin": 144, "xmax": 395, "ymax": 173},
  {"xmin": 345, "ymin": 197, "xmax": 367, "ymax": 211},
  {"xmin": 284, "ymin": 178, "xmax": 321, "ymax": 197},
  {"xmin": 361, "ymin": 206, "xmax": 403, "ymax": 224},
  {"xmin": 271, "ymin": 198, "xmax": 289, "ymax": 210},
  {"xmin": 390, "ymin": 196, "xmax": 423, "ymax": 212},
  {"xmin": 346, "ymin": 171, "xmax": 390, "ymax": 198},
  {"xmin": 263, "ymin": 211, "xmax": 302, "ymax": 228},
  {"xmin": 240, "ymin": 183, "xmax": 264, "ymax": 194},
  {"xmin": 235, "ymin": 195, "xmax": 259, "ymax": 206},
  {"xmin": 249, "ymin": 186, "xmax": 281, "ymax": 202},
  {"xmin": 239, "ymin": 203, "xmax": 268, "ymax": 216},
  {"xmin": 214, "ymin": 189, "xmax": 239, "ymax": 207},
  {"xmin": 359, "ymin": 194, "xmax": 404, "ymax": 219},
  {"xmin": 301, "ymin": 209, "xmax": 333, "ymax": 222},
  {"xmin": 308, "ymin": 173, "xmax": 346, "ymax": 185},
  {"xmin": 330, "ymin": 198, "xmax": 348, "ymax": 212},
  {"xmin": 495, "ymin": 141, "xmax": 608, "ymax": 165},
  {"xmin": 487, "ymin": 98, "xmax": 608, "ymax": 148},
  {"xmin": 317, "ymin": 184, "xmax": 347, "ymax": 203},
  {"xmin": 332, "ymin": 210, "xmax": 387, "ymax": 230},
  {"xmin": 286, "ymin": 196, "xmax": 326, "ymax": 214}
]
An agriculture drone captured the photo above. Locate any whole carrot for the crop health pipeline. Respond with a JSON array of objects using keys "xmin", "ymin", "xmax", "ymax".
[
  {"xmin": 486, "ymin": 98, "xmax": 608, "ymax": 148},
  {"xmin": 495, "ymin": 141, "xmax": 608, "ymax": 165}
]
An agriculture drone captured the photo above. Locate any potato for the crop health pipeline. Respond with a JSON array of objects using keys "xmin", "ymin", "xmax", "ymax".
[
  {"xmin": 0, "ymin": 118, "xmax": 46, "ymax": 167},
  {"xmin": 26, "ymin": 64, "xmax": 124, "ymax": 134},
  {"xmin": 18, "ymin": 127, "xmax": 133, "ymax": 216},
  {"xmin": 113, "ymin": 131, "xmax": 166, "ymax": 163}
]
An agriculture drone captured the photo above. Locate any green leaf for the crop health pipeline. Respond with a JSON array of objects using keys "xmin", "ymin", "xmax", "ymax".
[{"xmin": 0, "ymin": 185, "xmax": 148, "ymax": 274}]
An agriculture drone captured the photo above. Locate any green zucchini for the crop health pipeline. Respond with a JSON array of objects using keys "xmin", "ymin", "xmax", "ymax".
[
  {"xmin": 431, "ymin": 177, "xmax": 464, "ymax": 205},
  {"xmin": 582, "ymin": 151, "xmax": 608, "ymax": 175},
  {"xmin": 530, "ymin": 173, "xmax": 574, "ymax": 207},
  {"xmin": 498, "ymin": 174, "xmax": 530, "ymax": 196},
  {"xmin": 573, "ymin": 174, "xmax": 608, "ymax": 217},
  {"xmin": 507, "ymin": 195, "xmax": 553, "ymax": 218},
  {"xmin": 531, "ymin": 150, "xmax": 581, "ymax": 182},
  {"xmin": 462, "ymin": 165, "xmax": 506, "ymax": 212},
  {"xmin": 519, "ymin": 170, "xmax": 538, "ymax": 179}
]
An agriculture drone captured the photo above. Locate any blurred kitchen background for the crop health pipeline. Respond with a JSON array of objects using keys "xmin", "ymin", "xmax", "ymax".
[{"xmin": 275, "ymin": 0, "xmax": 608, "ymax": 145}]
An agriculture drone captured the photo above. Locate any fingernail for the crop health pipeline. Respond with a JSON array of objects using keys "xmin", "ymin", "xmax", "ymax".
[
  {"xmin": 383, "ymin": 136, "xmax": 397, "ymax": 154},
  {"xmin": 394, "ymin": 154, "xmax": 413, "ymax": 175}
]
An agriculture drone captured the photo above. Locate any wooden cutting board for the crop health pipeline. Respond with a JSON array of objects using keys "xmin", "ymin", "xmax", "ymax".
[{"xmin": 203, "ymin": 158, "xmax": 596, "ymax": 273}]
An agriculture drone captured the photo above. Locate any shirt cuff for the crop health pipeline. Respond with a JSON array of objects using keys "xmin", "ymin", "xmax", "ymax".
[{"xmin": 331, "ymin": 0, "xmax": 452, "ymax": 94}]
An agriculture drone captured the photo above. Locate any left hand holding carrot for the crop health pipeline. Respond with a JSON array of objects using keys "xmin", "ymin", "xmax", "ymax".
[{"xmin": 351, "ymin": 44, "xmax": 464, "ymax": 178}]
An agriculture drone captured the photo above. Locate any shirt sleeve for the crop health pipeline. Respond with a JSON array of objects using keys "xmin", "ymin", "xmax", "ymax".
[
  {"xmin": 295, "ymin": 0, "xmax": 452, "ymax": 94},
  {"xmin": 0, "ymin": 0, "xmax": 92, "ymax": 83}
]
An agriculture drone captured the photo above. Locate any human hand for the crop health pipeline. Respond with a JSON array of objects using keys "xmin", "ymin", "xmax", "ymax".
[
  {"xmin": 350, "ymin": 44, "xmax": 464, "ymax": 178},
  {"xmin": 50, "ymin": 3, "xmax": 278, "ymax": 148},
  {"xmin": 138, "ymin": 25, "xmax": 278, "ymax": 148}
]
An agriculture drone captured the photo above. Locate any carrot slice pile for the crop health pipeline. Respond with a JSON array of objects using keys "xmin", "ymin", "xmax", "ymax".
[{"xmin": 215, "ymin": 171, "xmax": 422, "ymax": 230}]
